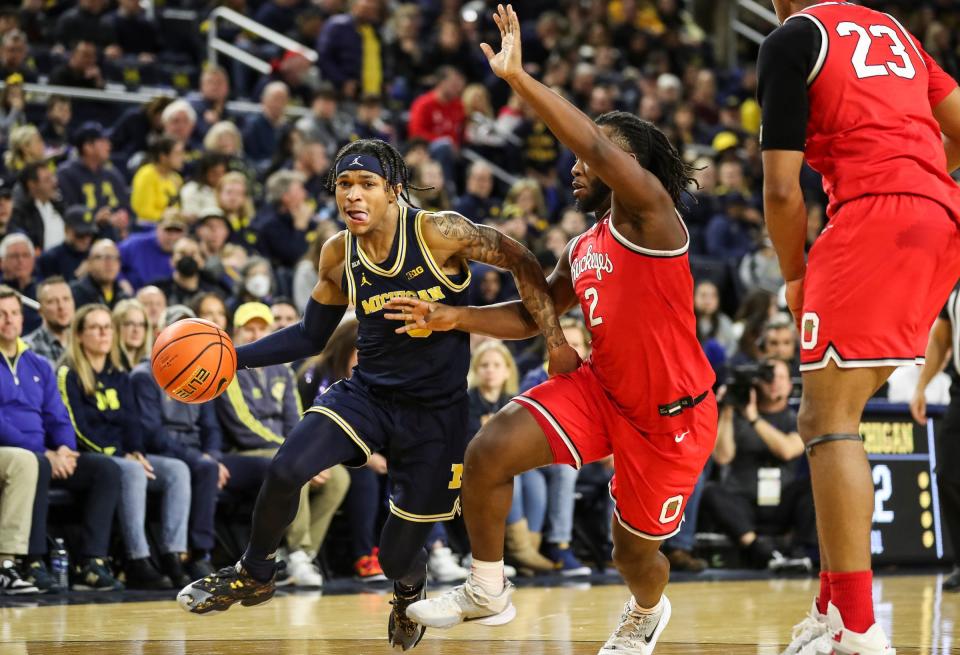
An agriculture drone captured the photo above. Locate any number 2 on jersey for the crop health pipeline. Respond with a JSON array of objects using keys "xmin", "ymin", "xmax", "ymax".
[
  {"xmin": 585, "ymin": 287, "xmax": 603, "ymax": 327},
  {"xmin": 836, "ymin": 21, "xmax": 916, "ymax": 80}
]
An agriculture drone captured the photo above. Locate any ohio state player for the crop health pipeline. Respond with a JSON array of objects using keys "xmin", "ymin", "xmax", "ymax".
[
  {"xmin": 384, "ymin": 6, "xmax": 716, "ymax": 653},
  {"xmin": 761, "ymin": 1, "xmax": 960, "ymax": 654}
]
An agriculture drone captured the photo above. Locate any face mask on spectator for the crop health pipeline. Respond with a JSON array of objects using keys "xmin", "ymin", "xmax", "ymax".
[
  {"xmin": 246, "ymin": 274, "xmax": 271, "ymax": 298},
  {"xmin": 175, "ymin": 256, "xmax": 200, "ymax": 277}
]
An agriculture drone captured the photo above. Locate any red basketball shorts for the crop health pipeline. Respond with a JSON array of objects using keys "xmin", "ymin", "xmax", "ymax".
[
  {"xmin": 512, "ymin": 364, "xmax": 717, "ymax": 540},
  {"xmin": 799, "ymin": 194, "xmax": 960, "ymax": 372}
]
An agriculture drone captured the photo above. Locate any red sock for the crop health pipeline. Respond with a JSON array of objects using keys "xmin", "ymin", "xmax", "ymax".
[
  {"xmin": 829, "ymin": 570, "xmax": 874, "ymax": 633},
  {"xmin": 816, "ymin": 571, "xmax": 830, "ymax": 615}
]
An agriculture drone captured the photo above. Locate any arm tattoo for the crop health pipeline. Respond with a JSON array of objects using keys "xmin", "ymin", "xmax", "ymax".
[{"xmin": 430, "ymin": 212, "xmax": 567, "ymax": 350}]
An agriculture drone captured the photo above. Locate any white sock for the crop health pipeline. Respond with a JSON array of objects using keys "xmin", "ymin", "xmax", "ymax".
[
  {"xmin": 470, "ymin": 558, "xmax": 505, "ymax": 595},
  {"xmin": 630, "ymin": 596, "xmax": 663, "ymax": 616}
]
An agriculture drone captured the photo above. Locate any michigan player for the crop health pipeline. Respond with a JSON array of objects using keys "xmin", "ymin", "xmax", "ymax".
[
  {"xmin": 177, "ymin": 138, "xmax": 579, "ymax": 651},
  {"xmin": 385, "ymin": 7, "xmax": 716, "ymax": 654}
]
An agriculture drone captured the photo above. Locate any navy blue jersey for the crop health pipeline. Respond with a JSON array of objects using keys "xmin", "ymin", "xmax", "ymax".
[{"xmin": 342, "ymin": 206, "xmax": 471, "ymax": 402}]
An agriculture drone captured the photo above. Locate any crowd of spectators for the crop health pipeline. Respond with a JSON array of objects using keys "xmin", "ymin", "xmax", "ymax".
[{"xmin": 0, "ymin": 0, "xmax": 957, "ymax": 595}]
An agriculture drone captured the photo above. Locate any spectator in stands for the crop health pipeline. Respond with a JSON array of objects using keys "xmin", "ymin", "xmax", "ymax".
[
  {"xmin": 24, "ymin": 276, "xmax": 74, "ymax": 364},
  {"xmin": 55, "ymin": 0, "xmax": 115, "ymax": 51},
  {"xmin": 292, "ymin": 137, "xmax": 330, "ymax": 199},
  {"xmin": 694, "ymin": 279, "xmax": 736, "ymax": 354},
  {"xmin": 243, "ymin": 82, "xmax": 289, "ymax": 171},
  {"xmin": 109, "ymin": 96, "xmax": 173, "ymax": 165},
  {"xmin": 121, "ymin": 215, "xmax": 185, "ymax": 291},
  {"xmin": 190, "ymin": 66, "xmax": 236, "ymax": 141},
  {"xmin": 50, "ymin": 40, "xmax": 104, "ymax": 89},
  {"xmin": 12, "ymin": 162, "xmax": 63, "ymax": 251},
  {"xmin": 135, "ymin": 285, "xmax": 166, "ymax": 336},
  {"xmin": 70, "ymin": 238, "xmax": 129, "ymax": 310},
  {"xmin": 217, "ymin": 302, "xmax": 348, "ymax": 586},
  {"xmin": 467, "ymin": 340, "xmax": 554, "ymax": 573},
  {"xmin": 270, "ymin": 297, "xmax": 299, "ymax": 330},
  {"xmin": 317, "ymin": 0, "xmax": 383, "ymax": 99},
  {"xmin": 180, "ymin": 153, "xmax": 228, "ymax": 222},
  {"xmin": 0, "ymin": 181, "xmax": 14, "ymax": 239},
  {"xmin": 760, "ymin": 315, "xmax": 799, "ymax": 375},
  {"xmin": 161, "ymin": 100, "xmax": 199, "ymax": 150},
  {"xmin": 203, "ymin": 120, "xmax": 245, "ymax": 162},
  {"xmin": 36, "ymin": 207, "xmax": 94, "ymax": 282},
  {"xmin": 192, "ymin": 291, "xmax": 228, "ymax": 331},
  {"xmin": 131, "ymin": 136, "xmax": 185, "ymax": 225},
  {"xmin": 702, "ymin": 359, "xmax": 815, "ymax": 569},
  {"xmin": 215, "ymin": 172, "xmax": 257, "ymax": 252},
  {"xmin": 0, "ymin": 30, "xmax": 36, "ymax": 83},
  {"xmin": 230, "ymin": 256, "xmax": 274, "ymax": 311},
  {"xmin": 39, "ymin": 96, "xmax": 71, "ymax": 152},
  {"xmin": 256, "ymin": 51, "xmax": 315, "ymax": 107},
  {"xmin": 353, "ymin": 94, "xmax": 392, "ymax": 143},
  {"xmin": 194, "ymin": 207, "xmax": 232, "ymax": 283},
  {"xmin": 462, "ymin": 84, "xmax": 509, "ymax": 158},
  {"xmin": 58, "ymin": 303, "xmax": 190, "ymax": 589},
  {"xmin": 502, "ymin": 178, "xmax": 549, "ymax": 239},
  {"xmin": 407, "ymin": 66, "xmax": 466, "ymax": 182},
  {"xmin": 704, "ymin": 193, "xmax": 763, "ymax": 261},
  {"xmin": 295, "ymin": 83, "xmax": 353, "ymax": 158},
  {"xmin": 152, "ymin": 236, "xmax": 225, "ymax": 306},
  {"xmin": 130, "ymin": 307, "xmax": 221, "ymax": 579},
  {"xmin": 257, "ymin": 170, "xmax": 314, "ymax": 270},
  {"xmin": 454, "ymin": 161, "xmax": 500, "ymax": 223},
  {"xmin": 254, "ymin": 0, "xmax": 301, "ymax": 36},
  {"xmin": 4, "ymin": 124, "xmax": 45, "ymax": 176},
  {"xmin": 292, "ymin": 233, "xmax": 323, "ymax": 313},
  {"xmin": 111, "ymin": 299, "xmax": 151, "ymax": 370},
  {"xmin": 0, "ymin": 233, "xmax": 39, "ymax": 333},
  {"xmin": 0, "ymin": 444, "xmax": 39, "ymax": 594},
  {"xmin": 0, "ymin": 74, "xmax": 26, "ymax": 146},
  {"xmin": 104, "ymin": 0, "xmax": 162, "ymax": 62},
  {"xmin": 58, "ymin": 122, "xmax": 130, "ymax": 235},
  {"xmin": 407, "ymin": 160, "xmax": 449, "ymax": 213},
  {"xmin": 0, "ymin": 287, "xmax": 124, "ymax": 593},
  {"xmin": 295, "ymin": 317, "xmax": 388, "ymax": 581}
]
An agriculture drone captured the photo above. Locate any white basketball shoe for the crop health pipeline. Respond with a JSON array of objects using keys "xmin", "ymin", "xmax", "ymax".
[
  {"xmin": 405, "ymin": 574, "xmax": 516, "ymax": 629},
  {"xmin": 598, "ymin": 595, "xmax": 672, "ymax": 655}
]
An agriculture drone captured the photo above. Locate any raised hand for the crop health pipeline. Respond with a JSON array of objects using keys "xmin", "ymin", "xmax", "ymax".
[{"xmin": 480, "ymin": 4, "xmax": 524, "ymax": 82}]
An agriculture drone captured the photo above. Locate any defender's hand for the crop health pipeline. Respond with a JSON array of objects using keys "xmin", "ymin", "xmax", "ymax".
[
  {"xmin": 384, "ymin": 297, "xmax": 459, "ymax": 334},
  {"xmin": 480, "ymin": 4, "xmax": 524, "ymax": 83},
  {"xmin": 785, "ymin": 277, "xmax": 804, "ymax": 333},
  {"xmin": 547, "ymin": 343, "xmax": 582, "ymax": 377}
]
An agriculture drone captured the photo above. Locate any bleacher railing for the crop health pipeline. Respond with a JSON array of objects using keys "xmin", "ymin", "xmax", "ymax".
[
  {"xmin": 207, "ymin": 6, "xmax": 318, "ymax": 75},
  {"xmin": 727, "ymin": 0, "xmax": 778, "ymax": 66}
]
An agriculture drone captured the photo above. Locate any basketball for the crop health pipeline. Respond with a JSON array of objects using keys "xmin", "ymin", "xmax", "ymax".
[{"xmin": 151, "ymin": 318, "xmax": 236, "ymax": 404}]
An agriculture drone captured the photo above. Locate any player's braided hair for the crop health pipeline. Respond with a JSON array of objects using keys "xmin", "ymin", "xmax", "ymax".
[
  {"xmin": 324, "ymin": 138, "xmax": 427, "ymax": 204},
  {"xmin": 595, "ymin": 111, "xmax": 698, "ymax": 208}
]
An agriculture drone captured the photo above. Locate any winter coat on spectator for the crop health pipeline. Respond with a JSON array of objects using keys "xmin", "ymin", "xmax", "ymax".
[
  {"xmin": 37, "ymin": 241, "xmax": 88, "ymax": 282},
  {"xmin": 216, "ymin": 365, "xmax": 300, "ymax": 452},
  {"xmin": 0, "ymin": 340, "xmax": 75, "ymax": 453},
  {"xmin": 58, "ymin": 361, "xmax": 142, "ymax": 456},
  {"xmin": 70, "ymin": 274, "xmax": 130, "ymax": 310}
]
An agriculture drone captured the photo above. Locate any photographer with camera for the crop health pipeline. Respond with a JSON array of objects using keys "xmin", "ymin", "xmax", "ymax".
[{"xmin": 701, "ymin": 358, "xmax": 816, "ymax": 569}]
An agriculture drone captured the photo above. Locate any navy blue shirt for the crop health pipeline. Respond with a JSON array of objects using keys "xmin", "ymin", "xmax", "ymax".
[
  {"xmin": 256, "ymin": 207, "xmax": 310, "ymax": 269},
  {"xmin": 343, "ymin": 206, "xmax": 471, "ymax": 402}
]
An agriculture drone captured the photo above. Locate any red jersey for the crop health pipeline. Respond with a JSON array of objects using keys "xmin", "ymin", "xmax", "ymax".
[
  {"xmin": 568, "ymin": 213, "xmax": 714, "ymax": 432},
  {"xmin": 794, "ymin": 2, "xmax": 960, "ymax": 221}
]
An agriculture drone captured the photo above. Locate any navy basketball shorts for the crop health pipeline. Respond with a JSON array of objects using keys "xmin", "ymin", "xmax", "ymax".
[{"xmin": 305, "ymin": 377, "xmax": 470, "ymax": 523}]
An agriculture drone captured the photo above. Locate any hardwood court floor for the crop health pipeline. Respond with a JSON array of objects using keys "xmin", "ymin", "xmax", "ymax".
[{"xmin": 2, "ymin": 575, "xmax": 959, "ymax": 654}]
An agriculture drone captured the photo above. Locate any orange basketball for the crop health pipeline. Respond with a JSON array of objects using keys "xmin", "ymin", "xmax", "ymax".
[{"xmin": 151, "ymin": 318, "xmax": 237, "ymax": 404}]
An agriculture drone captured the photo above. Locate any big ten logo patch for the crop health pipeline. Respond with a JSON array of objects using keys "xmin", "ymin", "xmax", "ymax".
[
  {"xmin": 95, "ymin": 388, "xmax": 120, "ymax": 411},
  {"xmin": 173, "ymin": 367, "xmax": 211, "ymax": 401},
  {"xmin": 405, "ymin": 265, "xmax": 424, "ymax": 281}
]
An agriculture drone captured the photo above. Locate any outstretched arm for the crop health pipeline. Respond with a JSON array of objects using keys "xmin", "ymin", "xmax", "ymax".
[
  {"xmin": 386, "ymin": 237, "xmax": 580, "ymax": 340},
  {"xmin": 234, "ymin": 234, "xmax": 348, "ymax": 369},
  {"xmin": 481, "ymin": 5, "xmax": 672, "ymax": 216},
  {"xmin": 421, "ymin": 211, "xmax": 569, "ymax": 350}
]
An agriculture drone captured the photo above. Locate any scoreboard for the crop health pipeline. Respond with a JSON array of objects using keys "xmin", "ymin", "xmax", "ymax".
[{"xmin": 862, "ymin": 401, "xmax": 952, "ymax": 565}]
